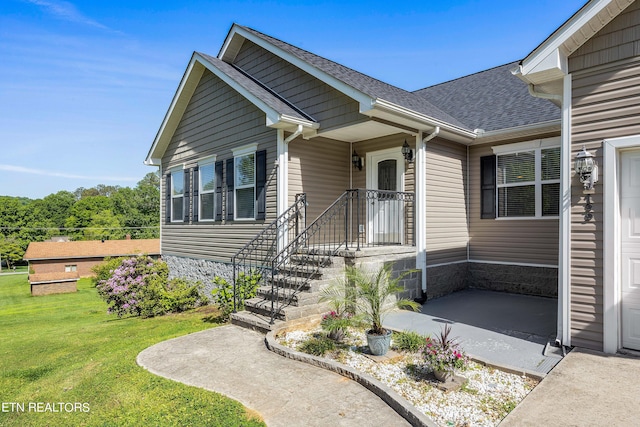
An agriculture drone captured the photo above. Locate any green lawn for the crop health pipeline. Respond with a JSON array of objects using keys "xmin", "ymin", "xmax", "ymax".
[{"xmin": 0, "ymin": 275, "xmax": 265, "ymax": 427}]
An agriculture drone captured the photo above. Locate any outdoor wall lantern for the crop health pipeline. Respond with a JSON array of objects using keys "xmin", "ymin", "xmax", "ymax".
[
  {"xmin": 401, "ymin": 140, "xmax": 414, "ymax": 163},
  {"xmin": 574, "ymin": 146, "xmax": 598, "ymax": 192},
  {"xmin": 352, "ymin": 150, "xmax": 362, "ymax": 171}
]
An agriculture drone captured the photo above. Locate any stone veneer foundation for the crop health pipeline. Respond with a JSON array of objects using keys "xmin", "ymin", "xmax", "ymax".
[
  {"xmin": 164, "ymin": 255, "xmax": 234, "ymax": 298},
  {"xmin": 467, "ymin": 262, "xmax": 558, "ymax": 298}
]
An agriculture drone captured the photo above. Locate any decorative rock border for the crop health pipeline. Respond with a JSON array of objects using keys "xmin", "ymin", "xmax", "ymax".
[
  {"xmin": 265, "ymin": 329, "xmax": 437, "ymax": 427},
  {"xmin": 265, "ymin": 324, "xmax": 547, "ymax": 427}
]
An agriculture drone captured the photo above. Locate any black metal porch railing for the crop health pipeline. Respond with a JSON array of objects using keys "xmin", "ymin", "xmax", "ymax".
[
  {"xmin": 231, "ymin": 193, "xmax": 306, "ymax": 312},
  {"xmin": 267, "ymin": 189, "xmax": 415, "ymax": 322}
]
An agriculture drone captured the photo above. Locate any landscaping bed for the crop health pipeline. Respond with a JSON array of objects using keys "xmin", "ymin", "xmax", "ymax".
[{"xmin": 276, "ymin": 327, "xmax": 539, "ymax": 427}]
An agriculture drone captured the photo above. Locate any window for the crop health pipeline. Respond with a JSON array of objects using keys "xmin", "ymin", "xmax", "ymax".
[
  {"xmin": 171, "ymin": 168, "xmax": 184, "ymax": 222},
  {"xmin": 234, "ymin": 152, "xmax": 256, "ymax": 220},
  {"xmin": 492, "ymin": 139, "xmax": 560, "ymax": 218},
  {"xmin": 65, "ymin": 265, "xmax": 77, "ymax": 272},
  {"xmin": 198, "ymin": 158, "xmax": 216, "ymax": 221}
]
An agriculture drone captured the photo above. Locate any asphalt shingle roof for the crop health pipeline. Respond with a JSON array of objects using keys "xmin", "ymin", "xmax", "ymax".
[
  {"xmin": 413, "ymin": 62, "xmax": 560, "ymax": 132},
  {"xmin": 23, "ymin": 239, "xmax": 160, "ymax": 260},
  {"xmin": 237, "ymin": 26, "xmax": 470, "ymax": 130}
]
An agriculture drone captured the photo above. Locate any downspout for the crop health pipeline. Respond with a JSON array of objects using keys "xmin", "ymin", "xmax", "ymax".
[
  {"xmin": 415, "ymin": 126, "xmax": 440, "ymax": 303},
  {"xmin": 527, "ymin": 78, "xmax": 569, "ymax": 350}
]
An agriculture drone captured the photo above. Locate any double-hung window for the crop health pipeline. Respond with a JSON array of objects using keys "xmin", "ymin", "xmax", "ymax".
[
  {"xmin": 198, "ymin": 157, "xmax": 216, "ymax": 221},
  {"xmin": 232, "ymin": 144, "xmax": 257, "ymax": 220},
  {"xmin": 170, "ymin": 168, "xmax": 184, "ymax": 222},
  {"xmin": 491, "ymin": 138, "xmax": 560, "ymax": 219}
]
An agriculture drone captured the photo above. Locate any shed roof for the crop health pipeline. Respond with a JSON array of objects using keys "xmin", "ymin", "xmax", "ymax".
[{"xmin": 23, "ymin": 239, "xmax": 160, "ymax": 261}]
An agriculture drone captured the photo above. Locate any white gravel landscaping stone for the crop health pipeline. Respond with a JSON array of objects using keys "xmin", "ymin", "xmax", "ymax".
[{"xmin": 277, "ymin": 328, "xmax": 538, "ymax": 427}]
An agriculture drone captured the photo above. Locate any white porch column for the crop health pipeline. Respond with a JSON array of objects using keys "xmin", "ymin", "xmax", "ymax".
[
  {"xmin": 277, "ymin": 129, "xmax": 288, "ymax": 252},
  {"xmin": 558, "ymin": 73, "xmax": 572, "ymax": 347},
  {"xmin": 415, "ymin": 132, "xmax": 427, "ymax": 294}
]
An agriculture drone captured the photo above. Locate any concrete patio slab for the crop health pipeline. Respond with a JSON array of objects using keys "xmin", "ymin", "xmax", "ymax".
[{"xmin": 385, "ymin": 289, "xmax": 561, "ymax": 374}]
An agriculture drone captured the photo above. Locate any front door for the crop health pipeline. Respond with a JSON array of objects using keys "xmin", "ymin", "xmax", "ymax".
[
  {"xmin": 366, "ymin": 148, "xmax": 404, "ymax": 244},
  {"xmin": 621, "ymin": 149, "xmax": 640, "ymax": 350}
]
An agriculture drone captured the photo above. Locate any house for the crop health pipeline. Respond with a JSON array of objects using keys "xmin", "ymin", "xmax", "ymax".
[
  {"xmin": 146, "ymin": 0, "xmax": 640, "ymax": 354},
  {"xmin": 23, "ymin": 238, "xmax": 160, "ymax": 295}
]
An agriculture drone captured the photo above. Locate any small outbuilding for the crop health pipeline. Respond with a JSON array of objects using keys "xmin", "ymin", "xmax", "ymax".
[{"xmin": 23, "ymin": 238, "xmax": 160, "ymax": 296}]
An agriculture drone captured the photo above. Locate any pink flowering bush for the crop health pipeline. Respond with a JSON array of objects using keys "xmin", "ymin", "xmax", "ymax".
[
  {"xmin": 96, "ymin": 255, "xmax": 206, "ymax": 318},
  {"xmin": 422, "ymin": 324, "xmax": 469, "ymax": 374}
]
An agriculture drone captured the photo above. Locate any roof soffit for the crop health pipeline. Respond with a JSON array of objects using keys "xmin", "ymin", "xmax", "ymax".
[{"xmin": 519, "ymin": 0, "xmax": 635, "ymax": 87}]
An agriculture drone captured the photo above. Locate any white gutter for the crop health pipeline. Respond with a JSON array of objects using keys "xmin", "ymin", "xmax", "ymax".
[
  {"xmin": 416, "ymin": 126, "xmax": 440, "ymax": 299},
  {"xmin": 527, "ymin": 84, "xmax": 563, "ymax": 101},
  {"xmin": 371, "ymin": 99, "xmax": 475, "ymax": 139}
]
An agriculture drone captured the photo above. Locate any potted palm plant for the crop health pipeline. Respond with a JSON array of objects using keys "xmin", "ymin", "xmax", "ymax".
[{"xmin": 321, "ymin": 263, "xmax": 420, "ymax": 356}]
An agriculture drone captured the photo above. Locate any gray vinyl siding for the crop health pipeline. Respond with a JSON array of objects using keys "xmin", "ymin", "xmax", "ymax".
[
  {"xmin": 568, "ymin": 1, "xmax": 640, "ymax": 73},
  {"xmin": 288, "ymin": 136, "xmax": 350, "ymax": 221},
  {"xmin": 425, "ymin": 139, "xmax": 468, "ymax": 265},
  {"xmin": 569, "ymin": 55, "xmax": 640, "ymax": 350},
  {"xmin": 468, "ymin": 137, "xmax": 560, "ymax": 266},
  {"xmin": 233, "ymin": 40, "xmax": 366, "ymax": 132},
  {"xmin": 160, "ymin": 69, "xmax": 277, "ymax": 262}
]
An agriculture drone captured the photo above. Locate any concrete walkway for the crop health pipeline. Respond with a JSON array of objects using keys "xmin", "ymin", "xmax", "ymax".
[
  {"xmin": 137, "ymin": 325, "xmax": 411, "ymax": 427},
  {"xmin": 501, "ymin": 348, "xmax": 640, "ymax": 426}
]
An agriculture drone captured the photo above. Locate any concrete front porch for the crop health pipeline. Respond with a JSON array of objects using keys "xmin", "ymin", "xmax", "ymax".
[{"xmin": 385, "ymin": 289, "xmax": 561, "ymax": 374}]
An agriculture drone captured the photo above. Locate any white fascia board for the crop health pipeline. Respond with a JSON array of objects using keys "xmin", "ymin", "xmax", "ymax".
[
  {"xmin": 370, "ymin": 99, "xmax": 475, "ymax": 140},
  {"xmin": 145, "ymin": 56, "xmax": 204, "ymax": 165},
  {"xmin": 220, "ymin": 26, "xmax": 374, "ymax": 109}
]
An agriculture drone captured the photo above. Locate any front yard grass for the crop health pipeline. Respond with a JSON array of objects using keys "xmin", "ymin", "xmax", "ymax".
[{"xmin": 0, "ymin": 275, "xmax": 265, "ymax": 427}]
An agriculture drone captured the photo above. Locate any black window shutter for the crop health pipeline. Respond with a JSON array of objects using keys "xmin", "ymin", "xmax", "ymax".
[
  {"xmin": 183, "ymin": 169, "xmax": 191, "ymax": 223},
  {"xmin": 480, "ymin": 155, "xmax": 496, "ymax": 219},
  {"xmin": 215, "ymin": 161, "xmax": 223, "ymax": 221},
  {"xmin": 165, "ymin": 172, "xmax": 171, "ymax": 224},
  {"xmin": 226, "ymin": 158, "xmax": 234, "ymax": 221},
  {"xmin": 192, "ymin": 166, "xmax": 199, "ymax": 223},
  {"xmin": 255, "ymin": 150, "xmax": 267, "ymax": 220}
]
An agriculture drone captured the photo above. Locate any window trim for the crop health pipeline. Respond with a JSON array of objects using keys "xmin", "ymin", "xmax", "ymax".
[
  {"xmin": 170, "ymin": 166, "xmax": 185, "ymax": 223},
  {"xmin": 232, "ymin": 143, "xmax": 258, "ymax": 221},
  {"xmin": 492, "ymin": 138, "xmax": 560, "ymax": 220},
  {"xmin": 198, "ymin": 156, "xmax": 217, "ymax": 222}
]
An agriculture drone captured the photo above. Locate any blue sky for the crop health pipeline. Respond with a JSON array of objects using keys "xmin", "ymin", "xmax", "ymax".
[{"xmin": 0, "ymin": 0, "xmax": 587, "ymax": 199}]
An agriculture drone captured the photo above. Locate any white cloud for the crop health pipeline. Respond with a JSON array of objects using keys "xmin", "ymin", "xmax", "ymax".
[
  {"xmin": 0, "ymin": 164, "xmax": 138, "ymax": 182},
  {"xmin": 24, "ymin": 0, "xmax": 119, "ymax": 33}
]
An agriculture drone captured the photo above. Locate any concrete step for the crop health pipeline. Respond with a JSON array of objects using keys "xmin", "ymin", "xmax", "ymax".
[
  {"xmin": 244, "ymin": 298, "xmax": 330, "ymax": 322},
  {"xmin": 275, "ymin": 264, "xmax": 323, "ymax": 280},
  {"xmin": 230, "ymin": 311, "xmax": 283, "ymax": 333},
  {"xmin": 256, "ymin": 286, "xmax": 321, "ymax": 307}
]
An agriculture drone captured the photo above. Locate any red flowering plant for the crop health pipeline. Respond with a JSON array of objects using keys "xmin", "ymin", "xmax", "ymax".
[
  {"xmin": 320, "ymin": 310, "xmax": 354, "ymax": 342},
  {"xmin": 422, "ymin": 324, "xmax": 469, "ymax": 374}
]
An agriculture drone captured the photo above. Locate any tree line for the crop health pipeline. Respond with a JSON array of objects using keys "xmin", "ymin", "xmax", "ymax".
[{"xmin": 0, "ymin": 172, "xmax": 160, "ymax": 268}]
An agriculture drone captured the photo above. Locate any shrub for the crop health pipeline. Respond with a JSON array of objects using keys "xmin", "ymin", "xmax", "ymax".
[
  {"xmin": 298, "ymin": 335, "xmax": 335, "ymax": 356},
  {"xmin": 91, "ymin": 256, "xmax": 126, "ymax": 287},
  {"xmin": 96, "ymin": 255, "xmax": 206, "ymax": 318},
  {"xmin": 393, "ymin": 330, "xmax": 428, "ymax": 353},
  {"xmin": 320, "ymin": 311, "xmax": 354, "ymax": 342},
  {"xmin": 211, "ymin": 270, "xmax": 262, "ymax": 319}
]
